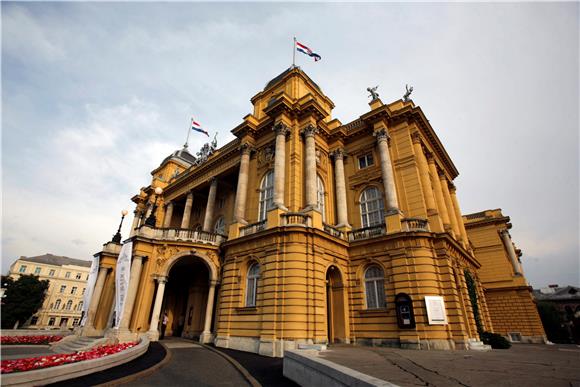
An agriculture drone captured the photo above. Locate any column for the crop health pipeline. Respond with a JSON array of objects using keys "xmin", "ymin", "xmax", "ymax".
[
  {"xmin": 203, "ymin": 178, "xmax": 218, "ymax": 232},
  {"xmin": 440, "ymin": 173, "xmax": 461, "ymax": 240},
  {"xmin": 500, "ymin": 230, "xmax": 523, "ymax": 275},
  {"xmin": 200, "ymin": 280, "xmax": 217, "ymax": 343},
  {"xmin": 374, "ymin": 129, "xmax": 399, "ymax": 212},
  {"xmin": 147, "ymin": 276, "xmax": 168, "ymax": 339},
  {"xmin": 273, "ymin": 123, "xmax": 289, "ymax": 210},
  {"xmin": 130, "ymin": 210, "xmax": 141, "ymax": 237},
  {"xmin": 412, "ymin": 134, "xmax": 437, "ymax": 212},
  {"xmin": 163, "ymin": 202, "xmax": 174, "ymax": 228},
  {"xmin": 233, "ymin": 143, "xmax": 252, "ymax": 223},
  {"xmin": 83, "ymin": 266, "xmax": 109, "ymax": 331},
  {"xmin": 449, "ymin": 184, "xmax": 470, "ymax": 248},
  {"xmin": 427, "ymin": 154, "xmax": 451, "ymax": 230},
  {"xmin": 331, "ymin": 149, "xmax": 350, "ymax": 227},
  {"xmin": 302, "ymin": 125, "xmax": 319, "ymax": 209},
  {"xmin": 181, "ymin": 192, "xmax": 193, "ymax": 229},
  {"xmin": 118, "ymin": 256, "xmax": 145, "ymax": 330}
]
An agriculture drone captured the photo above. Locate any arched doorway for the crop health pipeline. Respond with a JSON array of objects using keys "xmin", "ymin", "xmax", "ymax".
[
  {"xmin": 161, "ymin": 256, "xmax": 211, "ymax": 340},
  {"xmin": 326, "ymin": 266, "xmax": 347, "ymax": 344}
]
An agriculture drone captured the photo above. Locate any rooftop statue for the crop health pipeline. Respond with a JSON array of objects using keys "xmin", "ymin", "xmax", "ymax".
[
  {"xmin": 367, "ymin": 85, "xmax": 379, "ymax": 101},
  {"xmin": 404, "ymin": 84, "xmax": 414, "ymax": 102},
  {"xmin": 192, "ymin": 133, "xmax": 218, "ymax": 167}
]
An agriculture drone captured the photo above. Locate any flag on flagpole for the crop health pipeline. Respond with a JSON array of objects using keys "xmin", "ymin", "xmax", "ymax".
[
  {"xmin": 191, "ymin": 117, "xmax": 209, "ymax": 136},
  {"xmin": 296, "ymin": 41, "xmax": 321, "ymax": 62}
]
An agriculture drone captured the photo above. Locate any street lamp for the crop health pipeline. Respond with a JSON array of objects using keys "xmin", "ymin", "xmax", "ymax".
[
  {"xmin": 112, "ymin": 209, "xmax": 129, "ymax": 243},
  {"xmin": 145, "ymin": 187, "xmax": 163, "ymax": 227}
]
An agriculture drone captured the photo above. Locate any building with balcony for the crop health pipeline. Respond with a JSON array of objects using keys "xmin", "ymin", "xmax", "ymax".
[
  {"xmin": 8, "ymin": 254, "xmax": 91, "ymax": 329},
  {"xmin": 84, "ymin": 66, "xmax": 543, "ymax": 356}
]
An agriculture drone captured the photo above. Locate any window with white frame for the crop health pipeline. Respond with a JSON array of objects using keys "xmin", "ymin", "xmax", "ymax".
[
  {"xmin": 214, "ymin": 216, "xmax": 225, "ymax": 235},
  {"xmin": 54, "ymin": 299, "xmax": 62, "ymax": 309},
  {"xmin": 65, "ymin": 300, "xmax": 73, "ymax": 310},
  {"xmin": 364, "ymin": 265, "xmax": 386, "ymax": 309},
  {"xmin": 317, "ymin": 175, "xmax": 326, "ymax": 221},
  {"xmin": 48, "ymin": 317, "xmax": 56, "ymax": 326},
  {"xmin": 258, "ymin": 170, "xmax": 274, "ymax": 221},
  {"xmin": 59, "ymin": 285, "xmax": 66, "ymax": 293},
  {"xmin": 358, "ymin": 154, "xmax": 374, "ymax": 169},
  {"xmin": 71, "ymin": 286, "xmax": 77, "ymax": 295},
  {"xmin": 49, "ymin": 269, "xmax": 55, "ymax": 276},
  {"xmin": 245, "ymin": 263, "xmax": 260, "ymax": 307},
  {"xmin": 360, "ymin": 187, "xmax": 385, "ymax": 227},
  {"xmin": 75, "ymin": 273, "xmax": 82, "ymax": 280},
  {"xmin": 77, "ymin": 301, "xmax": 84, "ymax": 311},
  {"xmin": 34, "ymin": 267, "xmax": 41, "ymax": 275},
  {"xmin": 65, "ymin": 272, "xmax": 71, "ymax": 279},
  {"xmin": 19, "ymin": 265, "xmax": 27, "ymax": 273}
]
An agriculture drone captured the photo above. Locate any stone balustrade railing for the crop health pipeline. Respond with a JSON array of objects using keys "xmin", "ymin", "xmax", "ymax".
[
  {"xmin": 281, "ymin": 212, "xmax": 311, "ymax": 227},
  {"xmin": 348, "ymin": 224, "xmax": 386, "ymax": 241},
  {"xmin": 323, "ymin": 223, "xmax": 346, "ymax": 240},
  {"xmin": 137, "ymin": 226, "xmax": 225, "ymax": 245},
  {"xmin": 240, "ymin": 220, "xmax": 267, "ymax": 237},
  {"xmin": 401, "ymin": 218, "xmax": 430, "ymax": 232}
]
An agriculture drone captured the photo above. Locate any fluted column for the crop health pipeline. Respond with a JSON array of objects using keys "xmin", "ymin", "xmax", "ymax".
[
  {"xmin": 500, "ymin": 230, "xmax": 523, "ymax": 275},
  {"xmin": 163, "ymin": 202, "xmax": 174, "ymax": 228},
  {"xmin": 331, "ymin": 149, "xmax": 350, "ymax": 227},
  {"xmin": 302, "ymin": 125, "xmax": 319, "ymax": 209},
  {"xmin": 200, "ymin": 280, "xmax": 218, "ymax": 343},
  {"xmin": 374, "ymin": 129, "xmax": 399, "ymax": 212},
  {"xmin": 440, "ymin": 173, "xmax": 460, "ymax": 240},
  {"xmin": 427, "ymin": 155, "xmax": 451, "ymax": 231},
  {"xmin": 84, "ymin": 266, "xmax": 109, "ymax": 331},
  {"xmin": 449, "ymin": 184, "xmax": 470, "ymax": 248},
  {"xmin": 273, "ymin": 123, "xmax": 290, "ymax": 210},
  {"xmin": 130, "ymin": 210, "xmax": 141, "ymax": 236},
  {"xmin": 203, "ymin": 178, "xmax": 218, "ymax": 232},
  {"xmin": 233, "ymin": 144, "xmax": 252, "ymax": 223},
  {"xmin": 181, "ymin": 192, "xmax": 193, "ymax": 229},
  {"xmin": 412, "ymin": 134, "xmax": 437, "ymax": 212},
  {"xmin": 118, "ymin": 256, "xmax": 145, "ymax": 330},
  {"xmin": 147, "ymin": 276, "xmax": 168, "ymax": 340}
]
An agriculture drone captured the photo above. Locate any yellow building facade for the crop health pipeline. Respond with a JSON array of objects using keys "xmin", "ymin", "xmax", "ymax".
[
  {"xmin": 8, "ymin": 254, "xmax": 90, "ymax": 329},
  {"xmin": 84, "ymin": 67, "xmax": 542, "ymax": 356}
]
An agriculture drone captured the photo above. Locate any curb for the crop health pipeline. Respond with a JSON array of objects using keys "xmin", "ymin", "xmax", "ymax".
[{"xmin": 201, "ymin": 343, "xmax": 262, "ymax": 387}]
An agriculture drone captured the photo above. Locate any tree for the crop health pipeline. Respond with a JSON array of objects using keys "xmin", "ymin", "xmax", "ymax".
[{"xmin": 1, "ymin": 274, "xmax": 49, "ymax": 329}]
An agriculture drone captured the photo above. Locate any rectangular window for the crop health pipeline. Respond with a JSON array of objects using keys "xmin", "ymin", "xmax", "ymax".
[
  {"xmin": 73, "ymin": 318, "xmax": 80, "ymax": 326},
  {"xmin": 34, "ymin": 267, "xmax": 41, "ymax": 275},
  {"xmin": 60, "ymin": 285, "xmax": 66, "ymax": 293},
  {"xmin": 82, "ymin": 288, "xmax": 86, "ymax": 295},
  {"xmin": 71, "ymin": 286, "xmax": 77, "ymax": 295},
  {"xmin": 19, "ymin": 265, "xmax": 27, "ymax": 273},
  {"xmin": 65, "ymin": 272, "xmax": 71, "ymax": 279},
  {"xmin": 358, "ymin": 154, "xmax": 374, "ymax": 169},
  {"xmin": 49, "ymin": 269, "xmax": 56, "ymax": 276},
  {"xmin": 48, "ymin": 317, "xmax": 56, "ymax": 326},
  {"xmin": 75, "ymin": 273, "xmax": 82, "ymax": 280},
  {"xmin": 30, "ymin": 316, "xmax": 39, "ymax": 325}
]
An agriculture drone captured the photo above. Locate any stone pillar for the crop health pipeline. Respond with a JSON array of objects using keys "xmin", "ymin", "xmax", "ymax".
[
  {"xmin": 181, "ymin": 192, "xmax": 193, "ymax": 229},
  {"xmin": 302, "ymin": 125, "xmax": 319, "ymax": 209},
  {"xmin": 147, "ymin": 276, "xmax": 168, "ymax": 340},
  {"xmin": 83, "ymin": 266, "xmax": 109, "ymax": 332},
  {"xmin": 200, "ymin": 280, "xmax": 218, "ymax": 343},
  {"xmin": 449, "ymin": 184, "xmax": 470, "ymax": 248},
  {"xmin": 273, "ymin": 123, "xmax": 289, "ymax": 210},
  {"xmin": 331, "ymin": 149, "xmax": 350, "ymax": 227},
  {"xmin": 233, "ymin": 143, "xmax": 252, "ymax": 223},
  {"xmin": 412, "ymin": 134, "xmax": 437, "ymax": 212},
  {"xmin": 163, "ymin": 202, "xmax": 174, "ymax": 228},
  {"xmin": 374, "ymin": 129, "xmax": 399, "ymax": 212},
  {"xmin": 500, "ymin": 230, "xmax": 523, "ymax": 275},
  {"xmin": 203, "ymin": 178, "xmax": 218, "ymax": 232},
  {"xmin": 440, "ymin": 173, "xmax": 461, "ymax": 240},
  {"xmin": 427, "ymin": 155, "xmax": 451, "ymax": 231},
  {"xmin": 118, "ymin": 256, "xmax": 145, "ymax": 331},
  {"xmin": 130, "ymin": 210, "xmax": 141, "ymax": 237}
]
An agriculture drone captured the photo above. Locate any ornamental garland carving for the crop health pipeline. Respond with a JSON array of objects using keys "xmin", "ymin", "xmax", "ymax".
[
  {"xmin": 155, "ymin": 245, "xmax": 178, "ymax": 269},
  {"xmin": 257, "ymin": 144, "xmax": 275, "ymax": 169},
  {"xmin": 316, "ymin": 147, "xmax": 328, "ymax": 172}
]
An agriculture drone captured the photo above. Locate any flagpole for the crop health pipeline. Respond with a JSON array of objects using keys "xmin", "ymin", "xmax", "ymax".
[
  {"xmin": 292, "ymin": 36, "xmax": 296, "ymax": 68},
  {"xmin": 184, "ymin": 118, "xmax": 191, "ymax": 148}
]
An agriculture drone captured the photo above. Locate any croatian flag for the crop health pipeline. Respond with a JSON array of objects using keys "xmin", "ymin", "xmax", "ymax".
[
  {"xmin": 191, "ymin": 117, "xmax": 209, "ymax": 136},
  {"xmin": 296, "ymin": 41, "xmax": 321, "ymax": 62}
]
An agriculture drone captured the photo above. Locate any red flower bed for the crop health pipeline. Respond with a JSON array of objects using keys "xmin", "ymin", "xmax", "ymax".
[
  {"xmin": 1, "ymin": 336, "xmax": 63, "ymax": 345},
  {"xmin": 0, "ymin": 342, "xmax": 137, "ymax": 374}
]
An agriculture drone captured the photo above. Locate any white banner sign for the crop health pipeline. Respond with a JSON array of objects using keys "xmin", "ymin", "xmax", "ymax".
[
  {"xmin": 80, "ymin": 255, "xmax": 100, "ymax": 326},
  {"xmin": 114, "ymin": 241, "xmax": 133, "ymax": 327}
]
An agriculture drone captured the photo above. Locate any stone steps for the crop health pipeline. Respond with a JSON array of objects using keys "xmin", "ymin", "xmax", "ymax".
[
  {"xmin": 52, "ymin": 336, "xmax": 109, "ymax": 354},
  {"xmin": 467, "ymin": 338, "xmax": 492, "ymax": 351}
]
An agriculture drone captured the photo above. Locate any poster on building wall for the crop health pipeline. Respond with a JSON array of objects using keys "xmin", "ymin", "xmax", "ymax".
[
  {"xmin": 114, "ymin": 241, "xmax": 133, "ymax": 327},
  {"xmin": 80, "ymin": 255, "xmax": 100, "ymax": 326},
  {"xmin": 424, "ymin": 296, "xmax": 448, "ymax": 325}
]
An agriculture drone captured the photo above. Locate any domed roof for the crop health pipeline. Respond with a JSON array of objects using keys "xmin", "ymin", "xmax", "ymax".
[{"xmin": 161, "ymin": 146, "xmax": 196, "ymax": 166}]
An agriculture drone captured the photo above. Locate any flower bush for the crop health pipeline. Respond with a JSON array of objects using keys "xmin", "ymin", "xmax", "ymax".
[
  {"xmin": 1, "ymin": 335, "xmax": 63, "ymax": 345},
  {"xmin": 0, "ymin": 342, "xmax": 137, "ymax": 374}
]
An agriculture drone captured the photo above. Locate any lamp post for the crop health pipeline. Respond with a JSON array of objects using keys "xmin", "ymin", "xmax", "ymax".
[
  {"xmin": 112, "ymin": 209, "xmax": 129, "ymax": 243},
  {"xmin": 145, "ymin": 187, "xmax": 163, "ymax": 227}
]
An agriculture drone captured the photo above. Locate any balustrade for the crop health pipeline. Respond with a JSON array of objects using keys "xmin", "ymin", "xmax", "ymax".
[
  {"xmin": 239, "ymin": 220, "xmax": 267, "ymax": 237},
  {"xmin": 281, "ymin": 212, "xmax": 311, "ymax": 227},
  {"xmin": 401, "ymin": 218, "xmax": 430, "ymax": 232},
  {"xmin": 323, "ymin": 223, "xmax": 346, "ymax": 239},
  {"xmin": 348, "ymin": 224, "xmax": 386, "ymax": 241},
  {"xmin": 137, "ymin": 226, "xmax": 225, "ymax": 245}
]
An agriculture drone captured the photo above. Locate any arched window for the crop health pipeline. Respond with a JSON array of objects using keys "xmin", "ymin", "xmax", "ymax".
[
  {"xmin": 54, "ymin": 299, "xmax": 61, "ymax": 310},
  {"xmin": 245, "ymin": 263, "xmax": 260, "ymax": 307},
  {"xmin": 360, "ymin": 187, "xmax": 385, "ymax": 227},
  {"xmin": 258, "ymin": 170, "xmax": 274, "ymax": 221},
  {"xmin": 77, "ymin": 301, "xmax": 84, "ymax": 311},
  {"xmin": 317, "ymin": 175, "xmax": 326, "ymax": 221},
  {"xmin": 65, "ymin": 300, "xmax": 73, "ymax": 310},
  {"xmin": 214, "ymin": 216, "xmax": 225, "ymax": 235},
  {"xmin": 364, "ymin": 265, "xmax": 386, "ymax": 309}
]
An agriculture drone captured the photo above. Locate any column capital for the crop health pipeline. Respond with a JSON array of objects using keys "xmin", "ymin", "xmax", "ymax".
[
  {"xmin": 425, "ymin": 151, "xmax": 435, "ymax": 163},
  {"xmin": 448, "ymin": 181, "xmax": 457, "ymax": 192},
  {"xmin": 209, "ymin": 176, "xmax": 218, "ymax": 185},
  {"xmin": 273, "ymin": 122, "xmax": 290, "ymax": 137},
  {"xmin": 411, "ymin": 131, "xmax": 422, "ymax": 144},
  {"xmin": 330, "ymin": 148, "xmax": 347, "ymax": 161},
  {"xmin": 373, "ymin": 128, "xmax": 390, "ymax": 143},
  {"xmin": 153, "ymin": 275, "xmax": 168, "ymax": 284},
  {"xmin": 240, "ymin": 142, "xmax": 254, "ymax": 155},
  {"xmin": 300, "ymin": 124, "xmax": 318, "ymax": 138},
  {"xmin": 498, "ymin": 228, "xmax": 510, "ymax": 238},
  {"xmin": 437, "ymin": 168, "xmax": 447, "ymax": 179}
]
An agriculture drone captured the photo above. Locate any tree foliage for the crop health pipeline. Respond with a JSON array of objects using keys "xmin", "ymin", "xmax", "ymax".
[{"xmin": 1, "ymin": 274, "xmax": 49, "ymax": 329}]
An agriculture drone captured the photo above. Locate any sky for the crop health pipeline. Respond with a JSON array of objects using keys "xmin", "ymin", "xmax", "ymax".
[{"xmin": 2, "ymin": 2, "xmax": 578, "ymax": 288}]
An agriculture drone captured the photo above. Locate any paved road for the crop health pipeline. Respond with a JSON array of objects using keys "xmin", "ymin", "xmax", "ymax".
[{"xmin": 122, "ymin": 339, "xmax": 251, "ymax": 387}]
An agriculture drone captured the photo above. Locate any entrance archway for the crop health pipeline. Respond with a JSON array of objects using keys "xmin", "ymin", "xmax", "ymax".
[
  {"xmin": 326, "ymin": 265, "xmax": 347, "ymax": 343},
  {"xmin": 162, "ymin": 256, "xmax": 211, "ymax": 339}
]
